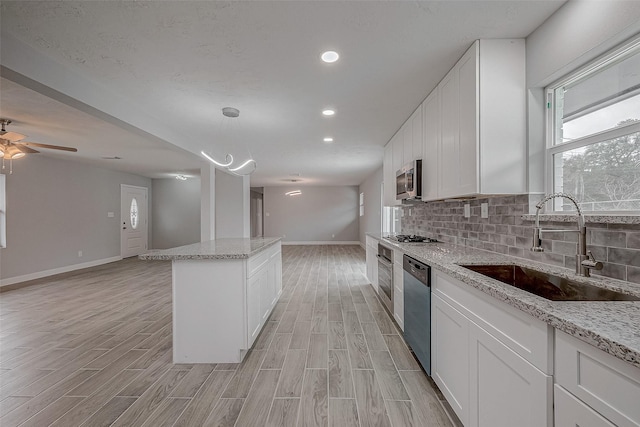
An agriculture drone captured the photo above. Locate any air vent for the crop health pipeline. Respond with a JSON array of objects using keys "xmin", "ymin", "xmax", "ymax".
[{"xmin": 101, "ymin": 156, "xmax": 122, "ymax": 160}]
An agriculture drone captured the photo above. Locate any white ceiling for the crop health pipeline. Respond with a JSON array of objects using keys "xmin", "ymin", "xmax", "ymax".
[{"xmin": 0, "ymin": 1, "xmax": 565, "ymax": 186}]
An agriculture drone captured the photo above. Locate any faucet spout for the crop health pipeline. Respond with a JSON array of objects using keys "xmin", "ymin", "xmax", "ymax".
[{"xmin": 531, "ymin": 192, "xmax": 599, "ymax": 277}]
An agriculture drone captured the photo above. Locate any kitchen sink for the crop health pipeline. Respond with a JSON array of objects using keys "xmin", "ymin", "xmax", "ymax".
[{"xmin": 459, "ymin": 264, "xmax": 640, "ymax": 302}]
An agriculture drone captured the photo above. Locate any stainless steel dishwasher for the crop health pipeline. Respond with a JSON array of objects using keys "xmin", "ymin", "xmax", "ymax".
[{"xmin": 403, "ymin": 254, "xmax": 431, "ymax": 375}]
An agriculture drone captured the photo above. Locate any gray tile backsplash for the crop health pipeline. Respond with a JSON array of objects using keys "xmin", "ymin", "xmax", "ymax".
[{"xmin": 401, "ymin": 195, "xmax": 640, "ymax": 285}]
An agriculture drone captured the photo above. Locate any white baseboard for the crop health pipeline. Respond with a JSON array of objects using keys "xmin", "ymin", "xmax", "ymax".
[
  {"xmin": 0, "ymin": 256, "xmax": 123, "ymax": 287},
  {"xmin": 281, "ymin": 241, "xmax": 361, "ymax": 246}
]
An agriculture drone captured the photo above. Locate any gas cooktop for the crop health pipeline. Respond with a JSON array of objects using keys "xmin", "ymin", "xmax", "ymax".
[{"xmin": 390, "ymin": 235, "xmax": 440, "ymax": 243}]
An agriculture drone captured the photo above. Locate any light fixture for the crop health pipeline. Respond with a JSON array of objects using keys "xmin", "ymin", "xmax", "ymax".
[
  {"xmin": 285, "ymin": 190, "xmax": 302, "ymax": 196},
  {"xmin": 321, "ymin": 51, "xmax": 339, "ymax": 63},
  {"xmin": 201, "ymin": 151, "xmax": 233, "ymax": 167},
  {"xmin": 201, "ymin": 107, "xmax": 256, "ymax": 176},
  {"xmin": 322, "ymin": 109, "xmax": 335, "ymax": 116},
  {"xmin": 323, "ymin": 137, "xmax": 334, "ymax": 143},
  {"xmin": 175, "ymin": 174, "xmax": 188, "ymax": 180}
]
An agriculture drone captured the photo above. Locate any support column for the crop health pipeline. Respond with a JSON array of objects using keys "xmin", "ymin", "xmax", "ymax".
[
  {"xmin": 215, "ymin": 170, "xmax": 250, "ymax": 238},
  {"xmin": 200, "ymin": 163, "xmax": 216, "ymax": 242}
]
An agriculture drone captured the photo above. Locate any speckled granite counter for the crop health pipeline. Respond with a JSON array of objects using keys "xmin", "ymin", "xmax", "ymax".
[
  {"xmin": 367, "ymin": 233, "xmax": 640, "ymax": 369},
  {"xmin": 139, "ymin": 237, "xmax": 281, "ymax": 261}
]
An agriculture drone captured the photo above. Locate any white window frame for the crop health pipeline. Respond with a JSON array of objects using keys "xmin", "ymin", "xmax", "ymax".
[{"xmin": 545, "ymin": 35, "xmax": 640, "ymax": 213}]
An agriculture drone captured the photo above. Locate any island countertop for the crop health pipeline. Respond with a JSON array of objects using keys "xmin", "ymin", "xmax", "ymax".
[{"xmin": 138, "ymin": 237, "xmax": 281, "ymax": 260}]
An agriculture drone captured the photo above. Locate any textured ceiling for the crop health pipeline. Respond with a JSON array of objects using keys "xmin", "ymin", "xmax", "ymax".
[{"xmin": 0, "ymin": 1, "xmax": 566, "ymax": 185}]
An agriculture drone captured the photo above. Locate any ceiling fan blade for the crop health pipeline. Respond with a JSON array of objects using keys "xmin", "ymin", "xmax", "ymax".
[
  {"xmin": 0, "ymin": 131, "xmax": 26, "ymax": 142},
  {"xmin": 16, "ymin": 144, "xmax": 39, "ymax": 154},
  {"xmin": 21, "ymin": 142, "xmax": 78, "ymax": 152}
]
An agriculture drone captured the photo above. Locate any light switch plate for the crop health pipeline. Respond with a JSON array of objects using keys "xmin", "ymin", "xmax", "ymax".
[
  {"xmin": 481, "ymin": 203, "xmax": 489, "ymax": 218},
  {"xmin": 464, "ymin": 204, "xmax": 471, "ymax": 218},
  {"xmin": 107, "ymin": 212, "xmax": 115, "ymax": 218}
]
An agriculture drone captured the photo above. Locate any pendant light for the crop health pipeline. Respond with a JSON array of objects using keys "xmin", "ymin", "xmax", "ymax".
[{"xmin": 201, "ymin": 107, "xmax": 256, "ymax": 176}]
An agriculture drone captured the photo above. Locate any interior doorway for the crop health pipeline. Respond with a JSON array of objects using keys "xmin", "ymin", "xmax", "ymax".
[
  {"xmin": 250, "ymin": 188, "xmax": 264, "ymax": 238},
  {"xmin": 121, "ymin": 184, "xmax": 148, "ymax": 258}
]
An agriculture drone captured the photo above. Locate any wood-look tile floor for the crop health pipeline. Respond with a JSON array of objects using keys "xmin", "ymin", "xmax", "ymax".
[{"xmin": 0, "ymin": 245, "xmax": 453, "ymax": 427}]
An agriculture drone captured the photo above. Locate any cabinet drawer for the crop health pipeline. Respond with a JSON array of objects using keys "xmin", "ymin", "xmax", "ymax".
[
  {"xmin": 555, "ymin": 385, "xmax": 616, "ymax": 427},
  {"xmin": 555, "ymin": 330, "xmax": 640, "ymax": 427},
  {"xmin": 433, "ymin": 270, "xmax": 551, "ymax": 373},
  {"xmin": 247, "ymin": 242, "xmax": 280, "ymax": 278}
]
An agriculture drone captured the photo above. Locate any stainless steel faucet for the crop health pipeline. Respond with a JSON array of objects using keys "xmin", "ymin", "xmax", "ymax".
[{"xmin": 531, "ymin": 192, "xmax": 603, "ymax": 277}]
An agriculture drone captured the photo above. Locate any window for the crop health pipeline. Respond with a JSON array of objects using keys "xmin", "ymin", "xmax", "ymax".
[
  {"xmin": 546, "ymin": 36, "xmax": 640, "ymax": 212},
  {"xmin": 359, "ymin": 192, "xmax": 365, "ymax": 217}
]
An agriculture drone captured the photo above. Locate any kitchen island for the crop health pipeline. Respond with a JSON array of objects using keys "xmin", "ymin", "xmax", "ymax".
[{"xmin": 140, "ymin": 237, "xmax": 282, "ymax": 363}]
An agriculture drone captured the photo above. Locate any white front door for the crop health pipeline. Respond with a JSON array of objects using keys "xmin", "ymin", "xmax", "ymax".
[{"xmin": 121, "ymin": 184, "xmax": 148, "ymax": 258}]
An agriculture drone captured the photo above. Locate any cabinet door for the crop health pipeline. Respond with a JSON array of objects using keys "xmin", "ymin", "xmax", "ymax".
[
  {"xmin": 390, "ymin": 132, "xmax": 402, "ymax": 206},
  {"xmin": 261, "ymin": 261, "xmax": 277, "ymax": 322},
  {"xmin": 555, "ymin": 385, "xmax": 616, "ymax": 427},
  {"xmin": 422, "ymin": 89, "xmax": 439, "ymax": 201},
  {"xmin": 383, "ymin": 143, "xmax": 395, "ymax": 206},
  {"xmin": 393, "ymin": 256, "xmax": 404, "ymax": 330},
  {"xmin": 432, "ymin": 293, "xmax": 469, "ymax": 425},
  {"xmin": 412, "ymin": 104, "xmax": 423, "ymax": 161},
  {"xmin": 366, "ymin": 245, "xmax": 375, "ymax": 284},
  {"xmin": 469, "ymin": 322, "xmax": 552, "ymax": 427},
  {"xmin": 403, "ymin": 121, "xmax": 413, "ymax": 163},
  {"xmin": 438, "ymin": 66, "xmax": 459, "ymax": 199},
  {"xmin": 457, "ymin": 43, "xmax": 479, "ymax": 196},
  {"xmin": 247, "ymin": 273, "xmax": 262, "ymax": 347}
]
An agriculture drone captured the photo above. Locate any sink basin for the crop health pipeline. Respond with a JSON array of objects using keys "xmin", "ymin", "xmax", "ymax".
[{"xmin": 459, "ymin": 264, "xmax": 640, "ymax": 302}]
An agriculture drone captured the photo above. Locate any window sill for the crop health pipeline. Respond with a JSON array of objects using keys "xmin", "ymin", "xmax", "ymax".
[{"xmin": 521, "ymin": 214, "xmax": 640, "ymax": 225}]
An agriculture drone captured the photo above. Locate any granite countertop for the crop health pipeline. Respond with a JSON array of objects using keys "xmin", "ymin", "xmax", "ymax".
[
  {"xmin": 138, "ymin": 237, "xmax": 281, "ymax": 260},
  {"xmin": 368, "ymin": 233, "xmax": 640, "ymax": 369}
]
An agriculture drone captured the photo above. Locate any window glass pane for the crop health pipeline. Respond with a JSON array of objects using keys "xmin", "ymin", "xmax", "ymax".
[
  {"xmin": 553, "ymin": 130, "xmax": 640, "ymax": 211},
  {"xmin": 554, "ymin": 48, "xmax": 640, "ymax": 145},
  {"xmin": 130, "ymin": 197, "xmax": 139, "ymax": 229}
]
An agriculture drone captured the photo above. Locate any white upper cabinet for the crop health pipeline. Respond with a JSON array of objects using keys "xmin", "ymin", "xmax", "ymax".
[
  {"xmin": 383, "ymin": 104, "xmax": 423, "ymax": 206},
  {"xmin": 383, "ymin": 143, "xmax": 396, "ymax": 207},
  {"xmin": 422, "ymin": 88, "xmax": 439, "ymax": 201},
  {"xmin": 423, "ymin": 39, "xmax": 526, "ymax": 201}
]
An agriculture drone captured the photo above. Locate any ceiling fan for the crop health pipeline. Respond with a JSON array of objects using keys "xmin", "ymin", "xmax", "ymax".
[{"xmin": 1, "ymin": 119, "xmax": 77, "ymax": 174}]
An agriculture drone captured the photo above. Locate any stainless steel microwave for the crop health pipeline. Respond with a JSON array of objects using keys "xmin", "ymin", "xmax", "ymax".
[{"xmin": 396, "ymin": 159, "xmax": 422, "ymax": 200}]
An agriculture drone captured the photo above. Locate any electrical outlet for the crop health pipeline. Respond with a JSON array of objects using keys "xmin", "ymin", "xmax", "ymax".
[
  {"xmin": 464, "ymin": 204, "xmax": 471, "ymax": 218},
  {"xmin": 332, "ymin": 234, "xmax": 335, "ymax": 238},
  {"xmin": 78, "ymin": 250, "xmax": 83, "ymax": 257},
  {"xmin": 107, "ymin": 212, "xmax": 115, "ymax": 218},
  {"xmin": 481, "ymin": 203, "xmax": 489, "ymax": 218}
]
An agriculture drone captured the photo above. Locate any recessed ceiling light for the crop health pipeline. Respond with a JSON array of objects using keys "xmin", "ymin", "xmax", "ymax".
[
  {"xmin": 323, "ymin": 137, "xmax": 334, "ymax": 143},
  {"xmin": 285, "ymin": 190, "xmax": 302, "ymax": 196},
  {"xmin": 321, "ymin": 51, "xmax": 339, "ymax": 63},
  {"xmin": 322, "ymin": 109, "xmax": 335, "ymax": 116},
  {"xmin": 175, "ymin": 174, "xmax": 188, "ymax": 180}
]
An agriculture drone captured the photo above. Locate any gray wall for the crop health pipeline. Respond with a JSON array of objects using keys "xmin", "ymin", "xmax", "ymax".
[
  {"xmin": 264, "ymin": 186, "xmax": 359, "ymax": 243},
  {"xmin": 525, "ymin": 1, "xmax": 640, "ymax": 193},
  {"xmin": 151, "ymin": 177, "xmax": 201, "ymax": 249},
  {"xmin": 358, "ymin": 166, "xmax": 383, "ymax": 246},
  {"xmin": 0, "ymin": 155, "xmax": 151, "ymax": 282}
]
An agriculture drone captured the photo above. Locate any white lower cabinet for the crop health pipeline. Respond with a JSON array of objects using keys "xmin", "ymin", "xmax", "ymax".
[
  {"xmin": 247, "ymin": 272, "xmax": 263, "ymax": 345},
  {"xmin": 433, "ymin": 293, "xmax": 470, "ymax": 424},
  {"xmin": 432, "ymin": 270, "xmax": 552, "ymax": 427},
  {"xmin": 469, "ymin": 322, "xmax": 552, "ymax": 427},
  {"xmin": 247, "ymin": 243, "xmax": 282, "ymax": 348},
  {"xmin": 393, "ymin": 249, "xmax": 404, "ymax": 330},
  {"xmin": 555, "ymin": 385, "xmax": 616, "ymax": 427},
  {"xmin": 555, "ymin": 330, "xmax": 640, "ymax": 427},
  {"xmin": 365, "ymin": 236, "xmax": 378, "ymax": 290}
]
